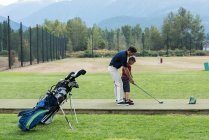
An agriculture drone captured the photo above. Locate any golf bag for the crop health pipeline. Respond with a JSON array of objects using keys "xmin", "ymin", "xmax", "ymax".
[{"xmin": 18, "ymin": 69, "xmax": 86, "ymax": 131}]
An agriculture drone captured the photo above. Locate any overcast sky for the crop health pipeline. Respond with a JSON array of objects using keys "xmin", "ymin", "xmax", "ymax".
[
  {"xmin": 0, "ymin": 0, "xmax": 18, "ymax": 5},
  {"xmin": 0, "ymin": 0, "xmax": 63, "ymax": 6}
]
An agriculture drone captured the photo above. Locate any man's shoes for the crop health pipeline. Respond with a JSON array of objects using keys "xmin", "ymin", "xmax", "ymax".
[{"xmin": 117, "ymin": 101, "xmax": 129, "ymax": 106}]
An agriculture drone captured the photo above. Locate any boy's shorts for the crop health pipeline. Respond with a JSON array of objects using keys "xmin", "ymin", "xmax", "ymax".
[{"xmin": 122, "ymin": 78, "xmax": 130, "ymax": 92}]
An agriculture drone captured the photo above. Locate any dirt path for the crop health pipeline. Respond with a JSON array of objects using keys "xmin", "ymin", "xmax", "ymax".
[{"xmin": 5, "ymin": 56, "xmax": 209, "ymax": 73}]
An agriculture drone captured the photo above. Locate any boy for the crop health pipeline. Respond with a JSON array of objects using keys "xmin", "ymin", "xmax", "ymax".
[{"xmin": 121, "ymin": 56, "xmax": 136, "ymax": 105}]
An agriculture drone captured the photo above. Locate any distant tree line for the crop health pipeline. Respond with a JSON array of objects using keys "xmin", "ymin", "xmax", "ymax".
[
  {"xmin": 0, "ymin": 7, "xmax": 207, "ymax": 58},
  {"xmin": 40, "ymin": 7, "xmax": 206, "ymax": 54}
]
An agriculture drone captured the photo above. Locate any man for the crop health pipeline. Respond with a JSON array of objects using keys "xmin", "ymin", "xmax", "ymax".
[{"xmin": 108, "ymin": 46, "xmax": 137, "ymax": 105}]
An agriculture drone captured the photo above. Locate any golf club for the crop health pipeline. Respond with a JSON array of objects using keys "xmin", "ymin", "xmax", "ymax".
[{"xmin": 134, "ymin": 83, "xmax": 164, "ymax": 104}]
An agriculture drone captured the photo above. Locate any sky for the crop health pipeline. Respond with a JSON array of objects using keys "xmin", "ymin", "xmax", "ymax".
[
  {"xmin": 0, "ymin": 0, "xmax": 63, "ymax": 6},
  {"xmin": 0, "ymin": 0, "xmax": 18, "ymax": 5}
]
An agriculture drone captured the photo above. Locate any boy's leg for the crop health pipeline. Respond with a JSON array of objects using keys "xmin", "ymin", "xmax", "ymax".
[
  {"xmin": 123, "ymin": 80, "xmax": 130, "ymax": 100},
  {"xmin": 124, "ymin": 80, "xmax": 134, "ymax": 105},
  {"xmin": 125, "ymin": 92, "xmax": 129, "ymax": 100},
  {"xmin": 108, "ymin": 66, "xmax": 123, "ymax": 103}
]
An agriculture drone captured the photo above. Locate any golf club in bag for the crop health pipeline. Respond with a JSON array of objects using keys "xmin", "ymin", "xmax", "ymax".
[
  {"xmin": 18, "ymin": 69, "xmax": 86, "ymax": 131},
  {"xmin": 134, "ymin": 83, "xmax": 163, "ymax": 104}
]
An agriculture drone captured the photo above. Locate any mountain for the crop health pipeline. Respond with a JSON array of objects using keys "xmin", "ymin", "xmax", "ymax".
[
  {"xmin": 22, "ymin": 0, "xmax": 113, "ymax": 26},
  {"xmin": 0, "ymin": 16, "xmax": 6, "ymax": 22},
  {"xmin": 0, "ymin": 0, "xmax": 55, "ymax": 23},
  {"xmin": 98, "ymin": 16, "xmax": 163, "ymax": 30},
  {"xmin": 0, "ymin": 16, "xmax": 27, "ymax": 31},
  {"xmin": 0, "ymin": 0, "xmax": 209, "ymax": 32}
]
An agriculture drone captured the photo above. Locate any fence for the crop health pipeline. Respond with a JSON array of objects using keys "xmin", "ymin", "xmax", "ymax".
[{"xmin": 0, "ymin": 16, "xmax": 66, "ymax": 71}]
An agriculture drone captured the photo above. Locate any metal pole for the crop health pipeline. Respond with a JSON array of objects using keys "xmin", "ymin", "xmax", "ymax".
[
  {"xmin": 50, "ymin": 34, "xmax": 52, "ymax": 61},
  {"xmin": 29, "ymin": 27, "xmax": 32, "ymax": 65},
  {"xmin": 46, "ymin": 30, "xmax": 48, "ymax": 62},
  {"xmin": 36, "ymin": 24, "xmax": 39, "ymax": 64},
  {"xmin": 42, "ymin": 27, "xmax": 44, "ymax": 62},
  {"xmin": 92, "ymin": 29, "xmax": 94, "ymax": 57},
  {"xmin": 20, "ymin": 22, "xmax": 23, "ymax": 67},
  {"xmin": 7, "ymin": 16, "xmax": 11, "ymax": 69},
  {"xmin": 56, "ymin": 37, "xmax": 58, "ymax": 59},
  {"xmin": 63, "ymin": 38, "xmax": 65, "ymax": 59},
  {"xmin": 58, "ymin": 37, "xmax": 60, "ymax": 59},
  {"xmin": 166, "ymin": 33, "xmax": 169, "ymax": 57},
  {"xmin": 190, "ymin": 35, "xmax": 192, "ymax": 56},
  {"xmin": 142, "ymin": 32, "xmax": 145, "ymax": 57},
  {"xmin": 65, "ymin": 38, "xmax": 67, "ymax": 58},
  {"xmin": 52, "ymin": 35, "xmax": 55, "ymax": 60}
]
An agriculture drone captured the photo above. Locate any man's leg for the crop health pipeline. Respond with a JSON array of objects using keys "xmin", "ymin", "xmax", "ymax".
[{"xmin": 108, "ymin": 66, "xmax": 123, "ymax": 103}]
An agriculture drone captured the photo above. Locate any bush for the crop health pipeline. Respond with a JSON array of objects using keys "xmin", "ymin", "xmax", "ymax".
[
  {"xmin": 192, "ymin": 50, "xmax": 209, "ymax": 56},
  {"xmin": 0, "ymin": 50, "xmax": 8, "ymax": 56},
  {"xmin": 173, "ymin": 49, "xmax": 185, "ymax": 56},
  {"xmin": 66, "ymin": 49, "xmax": 209, "ymax": 58},
  {"xmin": 67, "ymin": 49, "xmax": 117, "ymax": 58}
]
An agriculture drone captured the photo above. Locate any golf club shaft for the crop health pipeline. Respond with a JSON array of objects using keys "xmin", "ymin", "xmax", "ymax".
[{"xmin": 134, "ymin": 84, "xmax": 162, "ymax": 103}]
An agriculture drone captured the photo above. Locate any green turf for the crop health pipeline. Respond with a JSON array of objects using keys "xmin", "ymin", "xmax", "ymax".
[
  {"xmin": 0, "ymin": 114, "xmax": 209, "ymax": 140},
  {"xmin": 0, "ymin": 71, "xmax": 208, "ymax": 99}
]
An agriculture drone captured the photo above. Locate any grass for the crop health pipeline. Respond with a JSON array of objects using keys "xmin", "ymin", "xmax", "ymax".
[
  {"xmin": 0, "ymin": 114, "xmax": 209, "ymax": 140},
  {"xmin": 0, "ymin": 58, "xmax": 209, "ymax": 140},
  {"xmin": 0, "ymin": 71, "xmax": 209, "ymax": 99}
]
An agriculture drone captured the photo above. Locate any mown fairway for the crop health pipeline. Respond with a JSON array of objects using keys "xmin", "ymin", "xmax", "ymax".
[
  {"xmin": 0, "ymin": 71, "xmax": 209, "ymax": 99},
  {"xmin": 1, "ymin": 56, "xmax": 209, "ymax": 99}
]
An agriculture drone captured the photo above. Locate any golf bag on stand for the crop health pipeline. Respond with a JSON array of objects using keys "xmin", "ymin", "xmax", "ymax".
[{"xmin": 18, "ymin": 69, "xmax": 86, "ymax": 131}]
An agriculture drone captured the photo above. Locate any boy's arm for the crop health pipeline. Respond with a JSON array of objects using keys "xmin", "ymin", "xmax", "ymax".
[{"xmin": 123, "ymin": 67, "xmax": 134, "ymax": 84}]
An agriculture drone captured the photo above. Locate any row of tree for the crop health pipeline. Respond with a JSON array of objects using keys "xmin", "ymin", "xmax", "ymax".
[
  {"xmin": 0, "ymin": 7, "xmax": 207, "ymax": 54},
  {"xmin": 42, "ymin": 7, "xmax": 206, "ymax": 53}
]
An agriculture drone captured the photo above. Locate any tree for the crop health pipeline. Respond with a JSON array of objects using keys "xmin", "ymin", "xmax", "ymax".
[
  {"xmin": 0, "ymin": 23, "xmax": 3, "ymax": 51},
  {"xmin": 191, "ymin": 15, "xmax": 205, "ymax": 50},
  {"xmin": 66, "ymin": 17, "xmax": 88, "ymax": 51},
  {"xmin": 121, "ymin": 25, "xmax": 132, "ymax": 47},
  {"xmin": 149, "ymin": 26, "xmax": 163, "ymax": 50},
  {"xmin": 162, "ymin": 12, "xmax": 174, "ymax": 50},
  {"xmin": 144, "ymin": 27, "xmax": 151, "ymax": 50},
  {"xmin": 162, "ymin": 7, "xmax": 205, "ymax": 50},
  {"xmin": 43, "ymin": 19, "xmax": 67, "ymax": 37},
  {"xmin": 91, "ymin": 25, "xmax": 106, "ymax": 50},
  {"xmin": 131, "ymin": 24, "xmax": 142, "ymax": 49},
  {"xmin": 2, "ymin": 21, "xmax": 8, "ymax": 51},
  {"xmin": 104, "ymin": 29, "xmax": 115, "ymax": 50}
]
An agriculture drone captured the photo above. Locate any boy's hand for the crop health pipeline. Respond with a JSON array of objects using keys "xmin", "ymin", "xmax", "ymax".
[{"xmin": 130, "ymin": 79, "xmax": 135, "ymax": 84}]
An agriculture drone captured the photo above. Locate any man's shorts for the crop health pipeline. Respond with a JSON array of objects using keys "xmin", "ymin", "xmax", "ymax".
[{"xmin": 122, "ymin": 78, "xmax": 130, "ymax": 92}]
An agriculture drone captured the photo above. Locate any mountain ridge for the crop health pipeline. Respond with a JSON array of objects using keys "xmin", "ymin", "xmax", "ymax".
[{"xmin": 0, "ymin": 0, "xmax": 208, "ymax": 32}]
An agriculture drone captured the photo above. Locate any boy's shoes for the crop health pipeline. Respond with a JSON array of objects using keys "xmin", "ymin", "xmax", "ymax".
[
  {"xmin": 126, "ymin": 101, "xmax": 134, "ymax": 105},
  {"xmin": 127, "ymin": 99, "xmax": 133, "ymax": 103},
  {"xmin": 123, "ymin": 98, "xmax": 134, "ymax": 105},
  {"xmin": 117, "ymin": 101, "xmax": 129, "ymax": 106},
  {"xmin": 123, "ymin": 98, "xmax": 133, "ymax": 103},
  {"xmin": 116, "ymin": 99, "xmax": 134, "ymax": 105}
]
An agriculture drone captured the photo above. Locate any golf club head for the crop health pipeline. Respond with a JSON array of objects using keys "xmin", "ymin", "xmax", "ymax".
[{"xmin": 159, "ymin": 101, "xmax": 164, "ymax": 104}]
